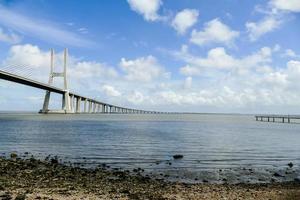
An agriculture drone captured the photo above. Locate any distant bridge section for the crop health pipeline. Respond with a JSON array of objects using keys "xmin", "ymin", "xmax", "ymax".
[
  {"xmin": 255, "ymin": 115, "xmax": 300, "ymax": 123},
  {"xmin": 0, "ymin": 48, "xmax": 164, "ymax": 114}
]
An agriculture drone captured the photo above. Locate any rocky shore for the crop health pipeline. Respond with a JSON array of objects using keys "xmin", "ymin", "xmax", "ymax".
[{"xmin": 0, "ymin": 155, "xmax": 300, "ymax": 200}]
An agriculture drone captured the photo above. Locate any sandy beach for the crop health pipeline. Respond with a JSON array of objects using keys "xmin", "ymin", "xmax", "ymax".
[{"xmin": 0, "ymin": 156, "xmax": 299, "ymax": 200}]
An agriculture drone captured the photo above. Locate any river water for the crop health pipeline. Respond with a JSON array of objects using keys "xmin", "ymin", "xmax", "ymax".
[{"xmin": 0, "ymin": 113, "xmax": 299, "ymax": 183}]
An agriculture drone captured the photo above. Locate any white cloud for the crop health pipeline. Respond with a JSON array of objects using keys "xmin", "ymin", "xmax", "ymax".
[
  {"xmin": 127, "ymin": 91, "xmax": 146, "ymax": 104},
  {"xmin": 190, "ymin": 18, "xmax": 239, "ymax": 46},
  {"xmin": 101, "ymin": 85, "xmax": 121, "ymax": 97},
  {"xmin": 171, "ymin": 9, "xmax": 199, "ymax": 34},
  {"xmin": 184, "ymin": 76, "xmax": 192, "ymax": 89},
  {"xmin": 3, "ymin": 44, "xmax": 49, "ymax": 68},
  {"xmin": 246, "ymin": 16, "xmax": 281, "ymax": 41},
  {"xmin": 180, "ymin": 65, "xmax": 202, "ymax": 76},
  {"xmin": 0, "ymin": 27, "xmax": 21, "ymax": 44},
  {"xmin": 77, "ymin": 27, "xmax": 88, "ymax": 34},
  {"xmin": 283, "ymin": 49, "xmax": 299, "ymax": 58},
  {"xmin": 119, "ymin": 55, "xmax": 168, "ymax": 82},
  {"xmin": 0, "ymin": 5, "xmax": 92, "ymax": 47},
  {"xmin": 70, "ymin": 61, "xmax": 118, "ymax": 79},
  {"xmin": 174, "ymin": 45, "xmax": 273, "ymax": 76},
  {"xmin": 127, "ymin": 0, "xmax": 162, "ymax": 21},
  {"xmin": 270, "ymin": 0, "xmax": 300, "ymax": 12}
]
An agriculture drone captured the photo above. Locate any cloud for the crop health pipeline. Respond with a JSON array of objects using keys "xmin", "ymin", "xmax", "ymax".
[
  {"xmin": 101, "ymin": 85, "xmax": 121, "ymax": 97},
  {"xmin": 184, "ymin": 76, "xmax": 192, "ymax": 89},
  {"xmin": 0, "ymin": 27, "xmax": 21, "ymax": 44},
  {"xmin": 77, "ymin": 27, "xmax": 88, "ymax": 34},
  {"xmin": 246, "ymin": 16, "xmax": 281, "ymax": 41},
  {"xmin": 171, "ymin": 9, "xmax": 199, "ymax": 34},
  {"xmin": 3, "ymin": 44, "xmax": 50, "ymax": 68},
  {"xmin": 127, "ymin": 0, "xmax": 162, "ymax": 21},
  {"xmin": 270, "ymin": 0, "xmax": 300, "ymax": 12},
  {"xmin": 127, "ymin": 91, "xmax": 146, "ymax": 104},
  {"xmin": 70, "ymin": 61, "xmax": 118, "ymax": 79},
  {"xmin": 190, "ymin": 18, "xmax": 239, "ymax": 47},
  {"xmin": 119, "ymin": 55, "xmax": 168, "ymax": 82},
  {"xmin": 283, "ymin": 49, "xmax": 300, "ymax": 58},
  {"xmin": 0, "ymin": 5, "xmax": 92, "ymax": 47},
  {"xmin": 174, "ymin": 45, "xmax": 273, "ymax": 76}
]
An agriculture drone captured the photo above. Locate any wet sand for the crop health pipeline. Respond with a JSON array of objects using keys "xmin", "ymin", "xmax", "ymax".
[{"xmin": 0, "ymin": 156, "xmax": 300, "ymax": 200}]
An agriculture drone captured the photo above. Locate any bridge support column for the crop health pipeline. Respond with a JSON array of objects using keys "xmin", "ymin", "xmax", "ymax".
[
  {"xmin": 84, "ymin": 99, "xmax": 87, "ymax": 113},
  {"xmin": 88, "ymin": 101, "xmax": 92, "ymax": 113},
  {"xmin": 41, "ymin": 91, "xmax": 51, "ymax": 113},
  {"xmin": 76, "ymin": 97, "xmax": 81, "ymax": 113},
  {"xmin": 62, "ymin": 91, "xmax": 72, "ymax": 113}
]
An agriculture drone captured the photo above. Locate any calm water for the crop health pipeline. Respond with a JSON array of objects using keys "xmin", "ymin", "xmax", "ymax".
[{"xmin": 0, "ymin": 113, "xmax": 299, "ymax": 183}]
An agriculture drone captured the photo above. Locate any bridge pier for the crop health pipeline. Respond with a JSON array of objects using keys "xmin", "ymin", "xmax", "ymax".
[
  {"xmin": 76, "ymin": 97, "xmax": 81, "ymax": 113},
  {"xmin": 84, "ymin": 99, "xmax": 87, "ymax": 113},
  {"xmin": 88, "ymin": 101, "xmax": 92, "ymax": 113}
]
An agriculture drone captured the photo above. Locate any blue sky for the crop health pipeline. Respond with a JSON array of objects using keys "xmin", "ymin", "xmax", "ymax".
[{"xmin": 0, "ymin": 0, "xmax": 300, "ymax": 113}]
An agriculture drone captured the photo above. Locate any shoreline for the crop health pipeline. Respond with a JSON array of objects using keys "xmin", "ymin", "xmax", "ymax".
[{"xmin": 0, "ymin": 156, "xmax": 300, "ymax": 199}]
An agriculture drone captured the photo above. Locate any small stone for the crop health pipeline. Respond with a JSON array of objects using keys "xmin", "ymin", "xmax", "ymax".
[
  {"xmin": 273, "ymin": 172, "xmax": 284, "ymax": 177},
  {"xmin": 173, "ymin": 154, "xmax": 183, "ymax": 159},
  {"xmin": 294, "ymin": 177, "xmax": 300, "ymax": 182},
  {"xmin": 288, "ymin": 162, "xmax": 293, "ymax": 168},
  {"xmin": 15, "ymin": 194, "xmax": 26, "ymax": 200},
  {"xmin": 132, "ymin": 168, "xmax": 138, "ymax": 173},
  {"xmin": 10, "ymin": 153, "xmax": 17, "ymax": 159},
  {"xmin": 50, "ymin": 158, "xmax": 58, "ymax": 165}
]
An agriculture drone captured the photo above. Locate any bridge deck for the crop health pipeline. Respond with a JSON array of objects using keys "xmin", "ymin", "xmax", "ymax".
[
  {"xmin": 255, "ymin": 115, "xmax": 300, "ymax": 123},
  {"xmin": 0, "ymin": 69, "xmax": 155, "ymax": 113}
]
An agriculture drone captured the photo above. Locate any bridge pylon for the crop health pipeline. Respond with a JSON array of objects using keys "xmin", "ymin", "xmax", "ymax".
[{"xmin": 39, "ymin": 48, "xmax": 72, "ymax": 114}]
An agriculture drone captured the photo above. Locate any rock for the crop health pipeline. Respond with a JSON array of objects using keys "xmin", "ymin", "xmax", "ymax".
[
  {"xmin": 288, "ymin": 162, "xmax": 293, "ymax": 168},
  {"xmin": 0, "ymin": 191, "xmax": 12, "ymax": 200},
  {"xmin": 294, "ymin": 177, "xmax": 300, "ymax": 182},
  {"xmin": 133, "ymin": 168, "xmax": 138, "ymax": 173},
  {"xmin": 173, "ymin": 155, "xmax": 183, "ymax": 159},
  {"xmin": 10, "ymin": 153, "xmax": 17, "ymax": 159},
  {"xmin": 15, "ymin": 194, "xmax": 26, "ymax": 200},
  {"xmin": 273, "ymin": 172, "xmax": 284, "ymax": 177}
]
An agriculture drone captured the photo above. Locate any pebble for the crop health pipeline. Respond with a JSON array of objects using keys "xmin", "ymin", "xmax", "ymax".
[{"xmin": 173, "ymin": 154, "xmax": 184, "ymax": 159}]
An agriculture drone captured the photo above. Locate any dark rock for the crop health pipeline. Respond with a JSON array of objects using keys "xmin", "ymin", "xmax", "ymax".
[
  {"xmin": 15, "ymin": 194, "xmax": 26, "ymax": 200},
  {"xmin": 288, "ymin": 162, "xmax": 293, "ymax": 168},
  {"xmin": 203, "ymin": 179, "xmax": 208, "ymax": 183},
  {"xmin": 10, "ymin": 153, "xmax": 17, "ymax": 159},
  {"xmin": 273, "ymin": 172, "xmax": 284, "ymax": 177},
  {"xmin": 133, "ymin": 168, "xmax": 138, "ymax": 173},
  {"xmin": 173, "ymin": 154, "xmax": 183, "ymax": 159},
  {"xmin": 294, "ymin": 177, "xmax": 300, "ymax": 182},
  {"xmin": 50, "ymin": 158, "xmax": 58, "ymax": 165}
]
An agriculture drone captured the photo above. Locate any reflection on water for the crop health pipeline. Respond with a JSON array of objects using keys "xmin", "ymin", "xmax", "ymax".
[{"xmin": 0, "ymin": 113, "xmax": 299, "ymax": 183}]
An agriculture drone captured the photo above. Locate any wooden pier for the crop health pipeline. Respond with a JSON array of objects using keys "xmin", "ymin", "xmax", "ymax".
[{"xmin": 255, "ymin": 115, "xmax": 300, "ymax": 123}]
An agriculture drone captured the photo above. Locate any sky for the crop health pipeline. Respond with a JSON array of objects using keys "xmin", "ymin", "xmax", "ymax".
[{"xmin": 0, "ymin": 0, "xmax": 300, "ymax": 113}]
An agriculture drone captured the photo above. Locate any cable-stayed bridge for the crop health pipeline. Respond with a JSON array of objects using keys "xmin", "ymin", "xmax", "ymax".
[{"xmin": 0, "ymin": 48, "xmax": 164, "ymax": 114}]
